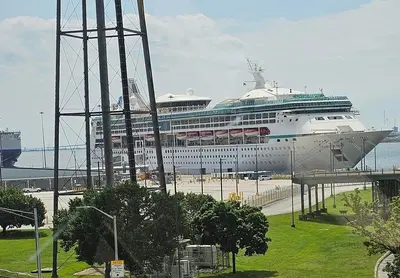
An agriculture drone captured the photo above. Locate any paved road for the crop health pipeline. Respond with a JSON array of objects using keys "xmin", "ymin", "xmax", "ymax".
[
  {"xmin": 262, "ymin": 184, "xmax": 371, "ymax": 216},
  {"xmin": 377, "ymin": 253, "xmax": 394, "ymax": 278},
  {"xmin": 14, "ymin": 180, "xmax": 367, "ymax": 230}
]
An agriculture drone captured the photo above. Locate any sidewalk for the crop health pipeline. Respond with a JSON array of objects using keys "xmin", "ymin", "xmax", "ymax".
[
  {"xmin": 376, "ymin": 253, "xmax": 394, "ymax": 278},
  {"xmin": 262, "ymin": 184, "xmax": 370, "ymax": 216}
]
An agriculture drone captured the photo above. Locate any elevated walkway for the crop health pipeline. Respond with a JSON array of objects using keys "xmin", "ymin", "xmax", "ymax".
[
  {"xmin": 293, "ymin": 170, "xmax": 400, "ymax": 184},
  {"xmin": 292, "ymin": 169, "xmax": 400, "ymax": 220}
]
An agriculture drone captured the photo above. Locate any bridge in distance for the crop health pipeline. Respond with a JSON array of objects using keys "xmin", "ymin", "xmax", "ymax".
[{"xmin": 21, "ymin": 145, "xmax": 86, "ymax": 152}]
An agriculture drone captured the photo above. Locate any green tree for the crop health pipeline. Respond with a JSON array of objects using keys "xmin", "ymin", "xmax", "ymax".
[
  {"xmin": 178, "ymin": 192, "xmax": 216, "ymax": 241},
  {"xmin": 343, "ymin": 189, "xmax": 400, "ymax": 277},
  {"xmin": 0, "ymin": 187, "xmax": 46, "ymax": 235},
  {"xmin": 54, "ymin": 181, "xmax": 182, "ymax": 277},
  {"xmin": 193, "ymin": 200, "xmax": 271, "ymax": 273}
]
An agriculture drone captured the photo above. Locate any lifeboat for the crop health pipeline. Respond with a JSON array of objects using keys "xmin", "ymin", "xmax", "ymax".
[
  {"xmin": 176, "ymin": 132, "xmax": 187, "ymax": 140},
  {"xmin": 215, "ymin": 130, "xmax": 229, "ymax": 139},
  {"xmin": 260, "ymin": 127, "xmax": 271, "ymax": 136},
  {"xmin": 145, "ymin": 134, "xmax": 155, "ymax": 142},
  {"xmin": 244, "ymin": 128, "xmax": 259, "ymax": 137},
  {"xmin": 200, "ymin": 130, "xmax": 214, "ymax": 141},
  {"xmin": 186, "ymin": 131, "xmax": 200, "ymax": 141},
  {"xmin": 230, "ymin": 129, "xmax": 243, "ymax": 138}
]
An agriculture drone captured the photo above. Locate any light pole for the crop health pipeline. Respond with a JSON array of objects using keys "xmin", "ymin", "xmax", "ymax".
[
  {"xmin": 0, "ymin": 207, "xmax": 42, "ymax": 278},
  {"xmin": 200, "ymin": 147, "xmax": 203, "ymax": 194},
  {"xmin": 290, "ymin": 150, "xmax": 295, "ymax": 228},
  {"xmin": 76, "ymin": 206, "xmax": 118, "ymax": 260},
  {"xmin": 173, "ymin": 164, "xmax": 182, "ymax": 278},
  {"xmin": 235, "ymin": 145, "xmax": 239, "ymax": 195},
  {"xmin": 219, "ymin": 158, "xmax": 224, "ymax": 201},
  {"xmin": 255, "ymin": 144, "xmax": 259, "ymax": 195},
  {"xmin": 39, "ymin": 112, "xmax": 47, "ymax": 168},
  {"xmin": 0, "ymin": 130, "xmax": 2, "ymax": 187}
]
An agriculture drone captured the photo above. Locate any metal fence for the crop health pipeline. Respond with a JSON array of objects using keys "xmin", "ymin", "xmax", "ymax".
[
  {"xmin": 135, "ymin": 247, "xmax": 230, "ymax": 278},
  {"xmin": 244, "ymin": 185, "xmax": 301, "ymax": 207}
]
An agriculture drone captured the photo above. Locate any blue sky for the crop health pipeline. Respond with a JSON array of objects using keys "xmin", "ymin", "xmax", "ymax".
[
  {"xmin": 1, "ymin": 0, "xmax": 400, "ymax": 151},
  {"xmin": 1, "ymin": 0, "xmax": 372, "ymax": 22}
]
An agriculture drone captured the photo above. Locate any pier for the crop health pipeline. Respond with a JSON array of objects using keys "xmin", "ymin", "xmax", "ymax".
[
  {"xmin": 293, "ymin": 169, "xmax": 400, "ymax": 219},
  {"xmin": 0, "ymin": 167, "xmax": 99, "ymax": 191}
]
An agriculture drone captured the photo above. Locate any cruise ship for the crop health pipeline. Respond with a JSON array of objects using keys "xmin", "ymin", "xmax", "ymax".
[
  {"xmin": 91, "ymin": 61, "xmax": 391, "ymax": 174},
  {"xmin": 0, "ymin": 129, "xmax": 22, "ymax": 167}
]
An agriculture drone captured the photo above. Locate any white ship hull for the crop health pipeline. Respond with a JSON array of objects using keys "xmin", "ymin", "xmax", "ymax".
[{"xmin": 92, "ymin": 130, "xmax": 390, "ymax": 174}]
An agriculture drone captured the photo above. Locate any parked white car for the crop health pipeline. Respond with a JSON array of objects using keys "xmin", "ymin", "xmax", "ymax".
[
  {"xmin": 259, "ymin": 175, "xmax": 272, "ymax": 181},
  {"xmin": 22, "ymin": 187, "xmax": 41, "ymax": 193}
]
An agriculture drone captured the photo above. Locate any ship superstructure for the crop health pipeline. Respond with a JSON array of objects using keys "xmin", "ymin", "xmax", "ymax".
[
  {"xmin": 91, "ymin": 61, "xmax": 390, "ymax": 174},
  {"xmin": 0, "ymin": 129, "xmax": 22, "ymax": 167}
]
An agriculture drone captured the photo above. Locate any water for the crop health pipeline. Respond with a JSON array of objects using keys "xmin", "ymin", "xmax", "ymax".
[
  {"xmin": 15, "ymin": 142, "xmax": 400, "ymax": 171},
  {"xmin": 16, "ymin": 149, "xmax": 87, "ymax": 169}
]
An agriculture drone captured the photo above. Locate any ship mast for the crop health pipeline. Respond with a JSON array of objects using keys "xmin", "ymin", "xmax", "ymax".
[{"xmin": 246, "ymin": 58, "xmax": 267, "ymax": 90}]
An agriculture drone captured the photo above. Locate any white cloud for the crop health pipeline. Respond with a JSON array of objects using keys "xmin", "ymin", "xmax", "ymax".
[{"xmin": 0, "ymin": 0, "xmax": 399, "ymax": 152}]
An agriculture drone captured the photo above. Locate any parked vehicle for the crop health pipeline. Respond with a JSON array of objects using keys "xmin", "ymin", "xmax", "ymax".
[
  {"xmin": 259, "ymin": 175, "xmax": 272, "ymax": 181},
  {"xmin": 22, "ymin": 187, "xmax": 41, "ymax": 193}
]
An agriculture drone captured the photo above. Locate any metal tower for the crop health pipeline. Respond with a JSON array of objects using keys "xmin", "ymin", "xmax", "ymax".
[{"xmin": 52, "ymin": 0, "xmax": 166, "ymax": 276}]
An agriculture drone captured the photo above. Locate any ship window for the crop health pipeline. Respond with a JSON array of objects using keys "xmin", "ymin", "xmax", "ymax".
[
  {"xmin": 277, "ymin": 139, "xmax": 280, "ymax": 142},
  {"xmin": 345, "ymin": 116, "xmax": 353, "ymax": 119},
  {"xmin": 328, "ymin": 116, "xmax": 344, "ymax": 120},
  {"xmin": 315, "ymin": 117, "xmax": 324, "ymax": 121}
]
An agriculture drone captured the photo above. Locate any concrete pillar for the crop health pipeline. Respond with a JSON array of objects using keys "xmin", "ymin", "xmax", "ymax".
[
  {"xmin": 315, "ymin": 184, "xmax": 319, "ymax": 210},
  {"xmin": 308, "ymin": 184, "xmax": 312, "ymax": 214},
  {"xmin": 300, "ymin": 183, "xmax": 305, "ymax": 215},
  {"xmin": 373, "ymin": 181, "xmax": 378, "ymax": 213},
  {"xmin": 321, "ymin": 183, "xmax": 326, "ymax": 210}
]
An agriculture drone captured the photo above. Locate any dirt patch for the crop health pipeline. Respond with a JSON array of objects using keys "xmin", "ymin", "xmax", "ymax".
[{"xmin": 74, "ymin": 267, "xmax": 104, "ymax": 276}]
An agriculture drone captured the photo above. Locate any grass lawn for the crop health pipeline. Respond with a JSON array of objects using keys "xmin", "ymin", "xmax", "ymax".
[
  {"xmin": 202, "ymin": 187, "xmax": 378, "ymax": 278},
  {"xmin": 0, "ymin": 187, "xmax": 377, "ymax": 278},
  {"xmin": 0, "ymin": 229, "xmax": 88, "ymax": 277}
]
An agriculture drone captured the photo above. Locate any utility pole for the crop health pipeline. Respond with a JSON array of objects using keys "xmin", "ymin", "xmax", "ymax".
[
  {"xmin": 137, "ymin": 0, "xmax": 166, "ymax": 192},
  {"xmin": 114, "ymin": 0, "xmax": 136, "ymax": 183},
  {"xmin": 82, "ymin": 0, "xmax": 92, "ymax": 188},
  {"xmin": 96, "ymin": 0, "xmax": 114, "ymax": 186},
  {"xmin": 52, "ymin": 0, "xmax": 61, "ymax": 276}
]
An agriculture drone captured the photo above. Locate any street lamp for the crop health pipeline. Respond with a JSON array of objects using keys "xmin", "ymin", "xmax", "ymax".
[
  {"xmin": 76, "ymin": 206, "xmax": 118, "ymax": 260},
  {"xmin": 255, "ymin": 144, "xmax": 259, "ymax": 195},
  {"xmin": 200, "ymin": 147, "xmax": 204, "ymax": 194},
  {"xmin": 290, "ymin": 150, "xmax": 295, "ymax": 228},
  {"xmin": 0, "ymin": 130, "xmax": 3, "ymax": 187},
  {"xmin": 235, "ymin": 145, "xmax": 239, "ymax": 195},
  {"xmin": 39, "ymin": 112, "xmax": 47, "ymax": 168},
  {"xmin": 0, "ymin": 207, "xmax": 42, "ymax": 278},
  {"xmin": 219, "ymin": 158, "xmax": 225, "ymax": 201}
]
